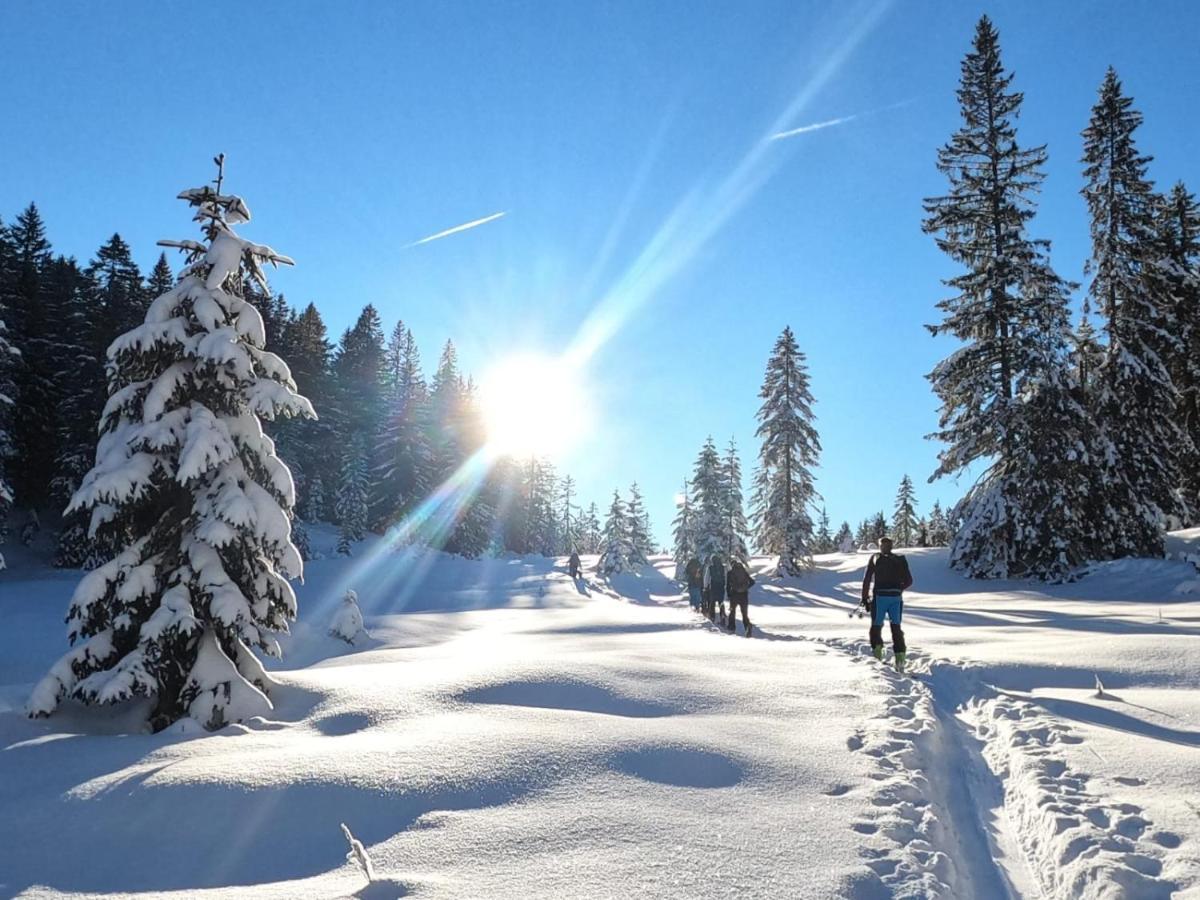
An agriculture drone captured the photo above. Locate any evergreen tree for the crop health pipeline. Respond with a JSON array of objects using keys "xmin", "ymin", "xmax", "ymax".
[
  {"xmin": 626, "ymin": 482, "xmax": 652, "ymax": 564},
  {"xmin": 892, "ymin": 475, "xmax": 918, "ymax": 547},
  {"xmin": 721, "ymin": 438, "xmax": 750, "ymax": 562},
  {"xmin": 870, "ymin": 512, "xmax": 888, "ymax": 543},
  {"xmin": 1152, "ymin": 183, "xmax": 1200, "ymax": 521},
  {"xmin": 926, "ymin": 501, "xmax": 950, "ymax": 546},
  {"xmin": 1082, "ymin": 67, "xmax": 1187, "ymax": 555},
  {"xmin": 278, "ymin": 302, "xmax": 335, "ymax": 517},
  {"xmin": 336, "ymin": 433, "xmax": 369, "ymax": 555},
  {"xmin": 87, "ymin": 233, "xmax": 147, "ymax": 349},
  {"xmin": 671, "ymin": 480, "xmax": 697, "ymax": 577},
  {"xmin": 834, "ymin": 521, "xmax": 854, "ymax": 553},
  {"xmin": 146, "ymin": 252, "xmax": 175, "ymax": 300},
  {"xmin": 752, "ymin": 327, "xmax": 820, "ymax": 574},
  {"xmin": 854, "ymin": 519, "xmax": 871, "ymax": 548},
  {"xmin": 691, "ymin": 437, "xmax": 726, "ymax": 560},
  {"xmin": 27, "ymin": 159, "xmax": 315, "ymax": 731},
  {"xmin": 580, "ymin": 502, "xmax": 602, "ymax": 555},
  {"xmin": 4, "ymin": 203, "xmax": 65, "ymax": 508},
  {"xmin": 598, "ymin": 490, "xmax": 635, "ymax": 576},
  {"xmin": 334, "ymin": 305, "xmax": 386, "ymax": 441},
  {"xmin": 0, "ymin": 221, "xmax": 16, "ymax": 570},
  {"xmin": 924, "ymin": 17, "xmax": 1095, "ymax": 577},
  {"xmin": 813, "ymin": 507, "xmax": 833, "ymax": 554},
  {"xmin": 373, "ymin": 320, "xmax": 429, "ymax": 529},
  {"xmin": 559, "ymin": 474, "xmax": 578, "ymax": 552}
]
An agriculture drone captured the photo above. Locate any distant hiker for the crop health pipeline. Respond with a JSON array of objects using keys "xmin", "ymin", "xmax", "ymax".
[
  {"xmin": 861, "ymin": 537, "xmax": 913, "ymax": 671},
  {"xmin": 568, "ymin": 550, "xmax": 581, "ymax": 580},
  {"xmin": 726, "ymin": 560, "xmax": 755, "ymax": 637},
  {"xmin": 685, "ymin": 556, "xmax": 704, "ymax": 612},
  {"xmin": 705, "ymin": 554, "xmax": 727, "ymax": 625}
]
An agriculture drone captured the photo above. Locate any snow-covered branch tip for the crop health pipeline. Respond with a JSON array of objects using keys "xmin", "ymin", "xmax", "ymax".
[{"xmin": 341, "ymin": 822, "xmax": 375, "ymax": 884}]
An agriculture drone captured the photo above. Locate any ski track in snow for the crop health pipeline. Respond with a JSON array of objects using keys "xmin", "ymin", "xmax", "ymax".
[{"xmin": 811, "ymin": 634, "xmax": 1185, "ymax": 899}]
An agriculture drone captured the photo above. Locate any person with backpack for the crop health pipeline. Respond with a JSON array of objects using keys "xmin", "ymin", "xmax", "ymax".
[
  {"xmin": 684, "ymin": 556, "xmax": 704, "ymax": 612},
  {"xmin": 705, "ymin": 554, "xmax": 727, "ymax": 626},
  {"xmin": 568, "ymin": 550, "xmax": 581, "ymax": 580},
  {"xmin": 726, "ymin": 560, "xmax": 754, "ymax": 637},
  {"xmin": 861, "ymin": 536, "xmax": 913, "ymax": 671}
]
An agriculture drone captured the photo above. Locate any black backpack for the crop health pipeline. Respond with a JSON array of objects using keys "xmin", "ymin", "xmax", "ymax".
[{"xmin": 872, "ymin": 553, "xmax": 909, "ymax": 592}]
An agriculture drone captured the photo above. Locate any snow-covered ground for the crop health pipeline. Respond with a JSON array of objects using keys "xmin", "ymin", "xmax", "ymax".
[{"xmin": 2, "ymin": 529, "xmax": 1199, "ymax": 899}]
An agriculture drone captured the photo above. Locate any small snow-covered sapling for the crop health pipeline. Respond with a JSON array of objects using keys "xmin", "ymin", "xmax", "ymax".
[
  {"xmin": 329, "ymin": 589, "xmax": 366, "ymax": 644},
  {"xmin": 340, "ymin": 822, "xmax": 375, "ymax": 884}
]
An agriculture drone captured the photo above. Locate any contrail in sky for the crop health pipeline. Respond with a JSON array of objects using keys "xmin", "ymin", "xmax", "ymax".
[
  {"xmin": 408, "ymin": 211, "xmax": 506, "ymax": 247},
  {"xmin": 769, "ymin": 97, "xmax": 916, "ymax": 141}
]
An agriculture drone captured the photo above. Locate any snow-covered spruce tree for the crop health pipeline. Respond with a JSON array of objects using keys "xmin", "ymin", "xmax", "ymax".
[
  {"xmin": 926, "ymin": 501, "xmax": 949, "ymax": 547},
  {"xmin": 751, "ymin": 327, "xmax": 819, "ymax": 575},
  {"xmin": 721, "ymin": 439, "xmax": 750, "ymax": 563},
  {"xmin": 581, "ymin": 502, "xmax": 602, "ymax": 555},
  {"xmin": 559, "ymin": 474, "xmax": 578, "ymax": 553},
  {"xmin": 854, "ymin": 519, "xmax": 871, "ymax": 548},
  {"xmin": 950, "ymin": 260, "xmax": 1096, "ymax": 579},
  {"xmin": 372, "ymin": 320, "xmax": 429, "ymax": 530},
  {"xmin": 0, "ymin": 232, "xmax": 17, "ymax": 570},
  {"xmin": 671, "ymin": 480, "xmax": 697, "ymax": 578},
  {"xmin": 1082, "ymin": 68, "xmax": 1188, "ymax": 554},
  {"xmin": 691, "ymin": 437, "xmax": 726, "ymax": 561},
  {"xmin": 598, "ymin": 490, "xmax": 635, "ymax": 576},
  {"xmin": 336, "ymin": 433, "xmax": 369, "ymax": 556},
  {"xmin": 1151, "ymin": 183, "xmax": 1200, "ymax": 522},
  {"xmin": 814, "ymin": 507, "xmax": 833, "ymax": 554},
  {"xmin": 626, "ymin": 482, "xmax": 652, "ymax": 564},
  {"xmin": 27, "ymin": 158, "xmax": 315, "ymax": 731},
  {"xmin": 892, "ymin": 475, "xmax": 918, "ymax": 547},
  {"xmin": 923, "ymin": 17, "xmax": 1094, "ymax": 577},
  {"xmin": 835, "ymin": 521, "xmax": 854, "ymax": 553}
]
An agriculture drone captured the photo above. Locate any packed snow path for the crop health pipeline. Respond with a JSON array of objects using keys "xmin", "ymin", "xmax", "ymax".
[{"xmin": 1, "ymin": 532, "xmax": 1199, "ymax": 898}]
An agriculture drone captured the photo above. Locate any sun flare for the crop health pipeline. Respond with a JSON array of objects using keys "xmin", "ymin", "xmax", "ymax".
[{"xmin": 479, "ymin": 353, "xmax": 591, "ymax": 458}]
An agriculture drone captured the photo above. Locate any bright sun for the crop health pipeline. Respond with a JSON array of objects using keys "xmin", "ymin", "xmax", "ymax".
[{"xmin": 479, "ymin": 353, "xmax": 591, "ymax": 458}]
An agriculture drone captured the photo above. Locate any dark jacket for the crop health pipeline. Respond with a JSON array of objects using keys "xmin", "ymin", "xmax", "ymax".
[
  {"xmin": 727, "ymin": 562, "xmax": 754, "ymax": 598},
  {"xmin": 568, "ymin": 552, "xmax": 581, "ymax": 571},
  {"xmin": 685, "ymin": 558, "xmax": 703, "ymax": 589},
  {"xmin": 706, "ymin": 560, "xmax": 726, "ymax": 600},
  {"xmin": 861, "ymin": 551, "xmax": 913, "ymax": 603}
]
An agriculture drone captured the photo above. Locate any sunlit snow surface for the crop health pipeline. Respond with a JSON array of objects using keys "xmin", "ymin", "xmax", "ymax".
[{"xmin": 2, "ymin": 528, "xmax": 1199, "ymax": 899}]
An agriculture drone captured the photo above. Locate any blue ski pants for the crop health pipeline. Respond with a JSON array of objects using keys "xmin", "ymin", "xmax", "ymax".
[{"xmin": 869, "ymin": 593, "xmax": 906, "ymax": 653}]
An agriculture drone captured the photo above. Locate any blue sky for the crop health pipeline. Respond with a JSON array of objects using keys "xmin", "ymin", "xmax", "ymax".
[{"xmin": 2, "ymin": 0, "xmax": 1198, "ymax": 544}]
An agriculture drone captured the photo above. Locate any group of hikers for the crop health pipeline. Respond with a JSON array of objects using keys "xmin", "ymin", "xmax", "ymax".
[
  {"xmin": 567, "ymin": 536, "xmax": 913, "ymax": 669},
  {"xmin": 683, "ymin": 553, "xmax": 756, "ymax": 636}
]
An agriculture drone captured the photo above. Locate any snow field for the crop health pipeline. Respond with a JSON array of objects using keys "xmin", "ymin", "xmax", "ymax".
[{"xmin": 3, "ymin": 535, "xmax": 1200, "ymax": 898}]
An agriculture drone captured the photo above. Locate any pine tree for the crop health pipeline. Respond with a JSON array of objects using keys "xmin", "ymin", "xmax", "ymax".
[
  {"xmin": 373, "ymin": 320, "xmax": 429, "ymax": 529},
  {"xmin": 892, "ymin": 475, "xmax": 918, "ymax": 547},
  {"xmin": 752, "ymin": 327, "xmax": 820, "ymax": 575},
  {"xmin": 834, "ymin": 521, "xmax": 854, "ymax": 553},
  {"xmin": 336, "ymin": 433, "xmax": 370, "ymax": 555},
  {"xmin": 1151, "ymin": 183, "xmax": 1200, "ymax": 522},
  {"xmin": 1082, "ymin": 68, "xmax": 1187, "ymax": 555},
  {"xmin": 278, "ymin": 302, "xmax": 335, "ymax": 516},
  {"xmin": 926, "ymin": 501, "xmax": 950, "ymax": 546},
  {"xmin": 924, "ymin": 17, "xmax": 1095, "ymax": 577},
  {"xmin": 721, "ymin": 438, "xmax": 750, "ymax": 562},
  {"xmin": 691, "ymin": 437, "xmax": 726, "ymax": 561},
  {"xmin": 27, "ymin": 158, "xmax": 315, "ymax": 731},
  {"xmin": 598, "ymin": 490, "xmax": 635, "ymax": 576},
  {"xmin": 870, "ymin": 512, "xmax": 888, "ymax": 543},
  {"xmin": 813, "ymin": 507, "xmax": 833, "ymax": 554},
  {"xmin": 626, "ymin": 482, "xmax": 652, "ymax": 565},
  {"xmin": 671, "ymin": 480, "xmax": 697, "ymax": 577},
  {"xmin": 580, "ymin": 502, "xmax": 602, "ymax": 554},
  {"xmin": 4, "ymin": 203, "xmax": 66, "ymax": 508},
  {"xmin": 88, "ymin": 233, "xmax": 147, "ymax": 349},
  {"xmin": 854, "ymin": 519, "xmax": 871, "ymax": 548},
  {"xmin": 146, "ymin": 252, "xmax": 175, "ymax": 299},
  {"xmin": 559, "ymin": 474, "xmax": 578, "ymax": 552},
  {"xmin": 0, "ymin": 221, "xmax": 17, "ymax": 571}
]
